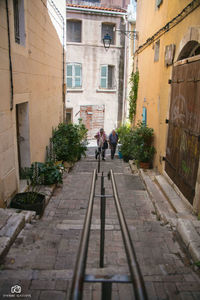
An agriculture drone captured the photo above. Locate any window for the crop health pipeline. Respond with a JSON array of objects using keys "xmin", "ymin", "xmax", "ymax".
[
  {"xmin": 142, "ymin": 107, "xmax": 147, "ymax": 125},
  {"xmin": 101, "ymin": 23, "xmax": 115, "ymax": 45},
  {"xmin": 154, "ymin": 40, "xmax": 160, "ymax": 62},
  {"xmin": 100, "ymin": 65, "xmax": 114, "ymax": 89},
  {"xmin": 13, "ymin": 0, "xmax": 25, "ymax": 45},
  {"xmin": 66, "ymin": 63, "xmax": 82, "ymax": 88},
  {"xmin": 67, "ymin": 20, "xmax": 82, "ymax": 43},
  {"xmin": 156, "ymin": 0, "xmax": 163, "ymax": 8}
]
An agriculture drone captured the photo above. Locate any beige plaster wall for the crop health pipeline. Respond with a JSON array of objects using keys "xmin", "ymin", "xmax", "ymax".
[
  {"xmin": 0, "ymin": 0, "xmax": 65, "ymax": 207},
  {"xmin": 66, "ymin": 11, "xmax": 125, "ymax": 134}
]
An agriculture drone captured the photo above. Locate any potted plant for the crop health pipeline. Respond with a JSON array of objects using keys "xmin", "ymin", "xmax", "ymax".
[
  {"xmin": 10, "ymin": 163, "xmax": 45, "ymax": 216},
  {"xmin": 51, "ymin": 120, "xmax": 88, "ymax": 164},
  {"xmin": 116, "ymin": 124, "xmax": 135, "ymax": 162},
  {"xmin": 132, "ymin": 122, "xmax": 156, "ymax": 168}
]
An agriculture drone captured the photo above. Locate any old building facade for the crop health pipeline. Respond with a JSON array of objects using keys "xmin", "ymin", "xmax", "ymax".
[
  {"xmin": 134, "ymin": 0, "xmax": 200, "ymax": 212},
  {"xmin": 0, "ymin": 0, "xmax": 66, "ymax": 207},
  {"xmin": 66, "ymin": 0, "xmax": 131, "ymax": 138}
]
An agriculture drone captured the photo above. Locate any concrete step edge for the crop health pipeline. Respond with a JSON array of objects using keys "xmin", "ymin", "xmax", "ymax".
[
  {"xmin": 0, "ymin": 213, "xmax": 25, "ymax": 261},
  {"xmin": 155, "ymin": 175, "xmax": 194, "ymax": 217},
  {"xmin": 139, "ymin": 170, "xmax": 177, "ymax": 221},
  {"xmin": 177, "ymin": 219, "xmax": 200, "ymax": 262}
]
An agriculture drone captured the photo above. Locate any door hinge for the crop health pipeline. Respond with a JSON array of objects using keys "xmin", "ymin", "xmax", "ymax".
[
  {"xmin": 168, "ymin": 79, "xmax": 172, "ymax": 84},
  {"xmin": 165, "ymin": 119, "xmax": 169, "ymax": 124}
]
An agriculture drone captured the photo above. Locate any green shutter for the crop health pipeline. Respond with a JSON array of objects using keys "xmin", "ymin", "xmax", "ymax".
[
  {"xmin": 67, "ymin": 65, "xmax": 72, "ymax": 76},
  {"xmin": 101, "ymin": 78, "xmax": 107, "ymax": 88},
  {"xmin": 75, "ymin": 77, "xmax": 81, "ymax": 87},
  {"xmin": 101, "ymin": 66, "xmax": 107, "ymax": 77},
  {"xmin": 67, "ymin": 78, "xmax": 72, "ymax": 88},
  {"xmin": 75, "ymin": 64, "xmax": 81, "ymax": 76}
]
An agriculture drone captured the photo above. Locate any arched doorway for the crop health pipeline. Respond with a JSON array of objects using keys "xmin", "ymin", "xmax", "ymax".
[{"xmin": 165, "ymin": 41, "xmax": 200, "ymax": 205}]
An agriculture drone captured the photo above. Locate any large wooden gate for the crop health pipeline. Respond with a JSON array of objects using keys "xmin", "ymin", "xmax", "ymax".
[
  {"xmin": 80, "ymin": 105, "xmax": 105, "ymax": 139},
  {"xmin": 165, "ymin": 57, "xmax": 200, "ymax": 205}
]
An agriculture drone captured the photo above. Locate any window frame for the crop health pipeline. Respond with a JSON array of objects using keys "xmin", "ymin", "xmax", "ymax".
[
  {"xmin": 101, "ymin": 23, "xmax": 115, "ymax": 45},
  {"xmin": 67, "ymin": 19, "xmax": 82, "ymax": 43},
  {"xmin": 13, "ymin": 0, "xmax": 26, "ymax": 46},
  {"xmin": 100, "ymin": 65, "xmax": 115, "ymax": 89},
  {"xmin": 66, "ymin": 63, "xmax": 82, "ymax": 89}
]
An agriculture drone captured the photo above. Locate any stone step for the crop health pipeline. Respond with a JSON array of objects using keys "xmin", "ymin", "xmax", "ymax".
[
  {"xmin": 140, "ymin": 170, "xmax": 177, "ymax": 227},
  {"xmin": 139, "ymin": 170, "xmax": 200, "ymax": 264},
  {"xmin": 0, "ymin": 209, "xmax": 36, "ymax": 261},
  {"xmin": 177, "ymin": 219, "xmax": 200, "ymax": 262},
  {"xmin": 155, "ymin": 175, "xmax": 195, "ymax": 220}
]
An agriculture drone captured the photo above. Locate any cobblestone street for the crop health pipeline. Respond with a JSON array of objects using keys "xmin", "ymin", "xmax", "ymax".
[{"xmin": 0, "ymin": 149, "xmax": 200, "ymax": 300}]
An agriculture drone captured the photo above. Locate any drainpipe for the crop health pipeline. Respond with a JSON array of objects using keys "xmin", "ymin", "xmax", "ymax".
[
  {"xmin": 122, "ymin": 18, "xmax": 128, "ymax": 124},
  {"xmin": 6, "ymin": 0, "xmax": 14, "ymax": 111}
]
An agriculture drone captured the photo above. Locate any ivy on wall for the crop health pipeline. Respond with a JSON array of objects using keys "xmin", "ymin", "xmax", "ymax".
[{"xmin": 129, "ymin": 70, "xmax": 139, "ymax": 123}]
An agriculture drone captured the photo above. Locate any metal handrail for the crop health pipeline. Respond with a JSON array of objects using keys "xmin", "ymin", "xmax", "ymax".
[
  {"xmin": 110, "ymin": 170, "xmax": 148, "ymax": 300},
  {"xmin": 70, "ymin": 168, "xmax": 148, "ymax": 300},
  {"xmin": 69, "ymin": 169, "xmax": 97, "ymax": 300}
]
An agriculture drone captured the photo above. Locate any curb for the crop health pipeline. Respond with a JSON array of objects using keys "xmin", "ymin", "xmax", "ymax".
[{"xmin": 129, "ymin": 161, "xmax": 200, "ymax": 264}]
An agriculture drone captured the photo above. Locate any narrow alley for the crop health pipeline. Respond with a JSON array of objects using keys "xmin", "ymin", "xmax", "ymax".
[{"xmin": 0, "ymin": 150, "xmax": 200, "ymax": 300}]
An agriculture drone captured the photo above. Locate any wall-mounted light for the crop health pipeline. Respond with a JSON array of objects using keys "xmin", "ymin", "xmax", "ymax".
[{"xmin": 103, "ymin": 33, "xmax": 112, "ymax": 51}]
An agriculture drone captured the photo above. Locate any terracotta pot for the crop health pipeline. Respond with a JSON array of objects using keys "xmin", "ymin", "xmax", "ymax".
[{"xmin": 139, "ymin": 162, "xmax": 150, "ymax": 169}]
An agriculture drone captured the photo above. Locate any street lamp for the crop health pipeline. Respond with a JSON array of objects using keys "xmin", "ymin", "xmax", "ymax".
[{"xmin": 103, "ymin": 33, "xmax": 112, "ymax": 50}]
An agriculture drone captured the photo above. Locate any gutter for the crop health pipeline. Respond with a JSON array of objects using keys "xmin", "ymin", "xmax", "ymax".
[
  {"xmin": 66, "ymin": 6, "xmax": 127, "ymax": 16},
  {"xmin": 5, "ymin": 0, "xmax": 14, "ymax": 111}
]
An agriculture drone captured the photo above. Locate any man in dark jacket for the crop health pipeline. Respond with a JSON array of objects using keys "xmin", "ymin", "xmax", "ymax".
[{"xmin": 109, "ymin": 129, "xmax": 118, "ymax": 159}]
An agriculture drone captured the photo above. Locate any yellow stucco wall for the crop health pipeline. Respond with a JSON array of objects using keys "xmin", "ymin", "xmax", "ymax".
[
  {"xmin": 0, "ymin": 0, "xmax": 65, "ymax": 206},
  {"xmin": 135, "ymin": 0, "xmax": 200, "ymax": 173}
]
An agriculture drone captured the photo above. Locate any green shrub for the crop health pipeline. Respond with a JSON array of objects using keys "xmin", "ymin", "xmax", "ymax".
[
  {"xmin": 117, "ymin": 121, "xmax": 156, "ymax": 164},
  {"xmin": 132, "ymin": 121, "xmax": 156, "ymax": 164},
  {"xmin": 51, "ymin": 120, "xmax": 88, "ymax": 163}
]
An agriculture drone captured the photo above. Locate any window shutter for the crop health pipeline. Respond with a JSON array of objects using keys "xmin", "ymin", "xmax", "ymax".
[
  {"xmin": 108, "ymin": 66, "xmax": 113, "ymax": 89},
  {"xmin": 74, "ymin": 64, "xmax": 81, "ymax": 87},
  {"xmin": 100, "ymin": 66, "xmax": 107, "ymax": 88},
  {"xmin": 67, "ymin": 65, "xmax": 72, "ymax": 76},
  {"xmin": 75, "ymin": 64, "xmax": 81, "ymax": 76}
]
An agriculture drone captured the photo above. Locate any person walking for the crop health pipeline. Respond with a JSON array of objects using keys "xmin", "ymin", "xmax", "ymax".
[
  {"xmin": 109, "ymin": 129, "xmax": 118, "ymax": 160},
  {"xmin": 94, "ymin": 128, "xmax": 107, "ymax": 161}
]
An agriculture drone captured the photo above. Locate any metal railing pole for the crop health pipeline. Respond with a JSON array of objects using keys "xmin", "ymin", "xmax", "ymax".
[
  {"xmin": 102, "ymin": 282, "xmax": 112, "ymax": 300},
  {"xmin": 110, "ymin": 170, "xmax": 148, "ymax": 300},
  {"xmin": 100, "ymin": 172, "xmax": 105, "ymax": 268},
  {"xmin": 69, "ymin": 169, "xmax": 97, "ymax": 300},
  {"xmin": 98, "ymin": 149, "xmax": 101, "ymax": 173}
]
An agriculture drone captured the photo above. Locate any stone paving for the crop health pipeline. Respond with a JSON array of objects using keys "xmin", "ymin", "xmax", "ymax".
[{"xmin": 0, "ymin": 148, "xmax": 200, "ymax": 299}]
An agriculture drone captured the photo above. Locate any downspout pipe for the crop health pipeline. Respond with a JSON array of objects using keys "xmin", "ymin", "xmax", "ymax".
[
  {"xmin": 122, "ymin": 18, "xmax": 128, "ymax": 123},
  {"xmin": 6, "ymin": 0, "xmax": 14, "ymax": 111}
]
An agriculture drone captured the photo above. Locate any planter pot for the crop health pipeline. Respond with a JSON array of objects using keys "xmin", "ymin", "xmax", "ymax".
[
  {"xmin": 63, "ymin": 161, "xmax": 74, "ymax": 169},
  {"xmin": 10, "ymin": 192, "xmax": 45, "ymax": 216},
  {"xmin": 139, "ymin": 162, "xmax": 150, "ymax": 169},
  {"xmin": 118, "ymin": 151, "xmax": 123, "ymax": 159}
]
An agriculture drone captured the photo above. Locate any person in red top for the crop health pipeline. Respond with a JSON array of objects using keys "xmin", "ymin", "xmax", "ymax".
[{"xmin": 94, "ymin": 128, "xmax": 107, "ymax": 161}]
